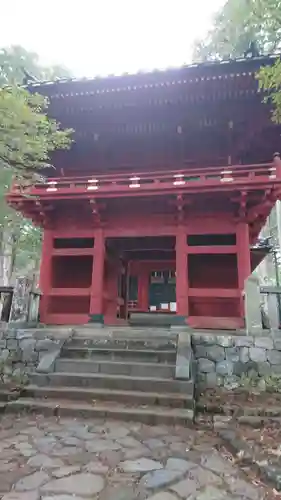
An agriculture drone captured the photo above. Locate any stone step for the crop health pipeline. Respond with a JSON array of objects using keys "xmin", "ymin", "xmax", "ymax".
[
  {"xmin": 31, "ymin": 372, "xmax": 194, "ymax": 395},
  {"xmin": 17, "ymin": 327, "xmax": 74, "ymax": 337},
  {"xmin": 55, "ymin": 359, "xmax": 176, "ymax": 378},
  {"xmin": 23, "ymin": 385, "xmax": 194, "ymax": 408},
  {"xmin": 73, "ymin": 326, "xmax": 176, "ymax": 338},
  {"xmin": 68, "ymin": 337, "xmax": 177, "ymax": 351},
  {"xmin": 0, "ymin": 389, "xmax": 21, "ymax": 402},
  {"xmin": 129, "ymin": 313, "xmax": 178, "ymax": 327},
  {"xmin": 0, "ymin": 401, "xmax": 7, "ymax": 412},
  {"xmin": 6, "ymin": 398, "xmax": 194, "ymax": 425},
  {"xmin": 61, "ymin": 346, "xmax": 177, "ymax": 364}
]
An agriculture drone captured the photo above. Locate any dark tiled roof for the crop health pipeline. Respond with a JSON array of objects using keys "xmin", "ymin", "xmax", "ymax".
[{"xmin": 25, "ymin": 53, "xmax": 281, "ymax": 91}]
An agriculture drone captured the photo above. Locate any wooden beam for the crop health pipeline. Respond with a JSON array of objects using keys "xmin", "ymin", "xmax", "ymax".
[
  {"xmin": 189, "ymin": 288, "xmax": 240, "ymax": 298},
  {"xmin": 186, "ymin": 245, "xmax": 237, "ymax": 254}
]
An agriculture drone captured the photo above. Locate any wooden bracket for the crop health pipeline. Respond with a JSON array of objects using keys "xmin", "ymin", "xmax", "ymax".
[
  {"xmin": 169, "ymin": 194, "xmax": 190, "ymax": 223},
  {"xmin": 89, "ymin": 199, "xmax": 106, "ymax": 225},
  {"xmin": 231, "ymin": 190, "xmax": 248, "ymax": 221}
]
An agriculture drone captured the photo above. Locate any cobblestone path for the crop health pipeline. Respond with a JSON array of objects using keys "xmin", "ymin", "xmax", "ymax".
[{"xmin": 0, "ymin": 414, "xmax": 266, "ymax": 499}]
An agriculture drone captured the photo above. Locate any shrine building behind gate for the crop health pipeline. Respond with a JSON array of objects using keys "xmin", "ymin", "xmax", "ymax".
[{"xmin": 7, "ymin": 54, "xmax": 281, "ymax": 329}]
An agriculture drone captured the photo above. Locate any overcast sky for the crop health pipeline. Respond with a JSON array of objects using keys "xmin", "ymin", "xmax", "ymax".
[{"xmin": 1, "ymin": 0, "xmax": 225, "ymax": 77}]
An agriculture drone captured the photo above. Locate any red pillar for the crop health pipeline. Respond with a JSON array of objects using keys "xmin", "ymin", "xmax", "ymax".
[
  {"xmin": 103, "ymin": 258, "xmax": 119, "ymax": 323},
  {"xmin": 138, "ymin": 268, "xmax": 149, "ymax": 311},
  {"xmin": 89, "ymin": 229, "xmax": 105, "ymax": 323},
  {"xmin": 39, "ymin": 229, "xmax": 53, "ymax": 323},
  {"xmin": 236, "ymin": 222, "xmax": 251, "ymax": 316},
  {"xmin": 176, "ymin": 227, "xmax": 188, "ymax": 318}
]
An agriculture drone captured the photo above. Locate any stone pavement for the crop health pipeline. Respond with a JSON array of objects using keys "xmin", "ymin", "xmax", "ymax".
[{"xmin": 0, "ymin": 414, "xmax": 266, "ymax": 499}]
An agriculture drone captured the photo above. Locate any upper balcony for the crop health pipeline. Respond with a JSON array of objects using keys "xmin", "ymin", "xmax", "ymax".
[{"xmin": 7, "ymin": 161, "xmax": 281, "ymax": 202}]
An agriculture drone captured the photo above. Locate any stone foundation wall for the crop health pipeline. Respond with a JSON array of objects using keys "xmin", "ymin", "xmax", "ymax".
[
  {"xmin": 0, "ymin": 325, "xmax": 72, "ymax": 384},
  {"xmin": 1, "ymin": 324, "xmax": 281, "ymax": 392},
  {"xmin": 192, "ymin": 333, "xmax": 281, "ymax": 390}
]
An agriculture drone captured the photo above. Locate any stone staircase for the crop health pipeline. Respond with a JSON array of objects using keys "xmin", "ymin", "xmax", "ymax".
[{"xmin": 8, "ymin": 328, "xmax": 195, "ymax": 425}]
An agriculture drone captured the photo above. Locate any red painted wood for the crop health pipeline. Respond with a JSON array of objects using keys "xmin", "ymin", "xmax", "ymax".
[
  {"xmin": 236, "ymin": 222, "xmax": 251, "ymax": 317},
  {"xmin": 52, "ymin": 230, "xmax": 96, "ymax": 238},
  {"xmin": 36, "ymin": 214, "xmax": 252, "ymax": 325},
  {"xmin": 103, "ymin": 258, "xmax": 120, "ymax": 324},
  {"xmin": 188, "ymin": 288, "xmax": 240, "ymax": 298},
  {"xmin": 188, "ymin": 254, "xmax": 238, "ymax": 290},
  {"xmin": 186, "ymin": 219, "xmax": 236, "ymax": 234},
  {"xmin": 39, "ymin": 230, "xmax": 53, "ymax": 323},
  {"xmin": 105, "ymin": 226, "xmax": 177, "ymax": 238},
  {"xmin": 10, "ymin": 160, "xmax": 278, "ymax": 327},
  {"xmin": 10, "ymin": 162, "xmax": 276, "ymax": 188},
  {"xmin": 49, "ymin": 288, "xmax": 91, "ymax": 296},
  {"xmin": 12, "ymin": 163, "xmax": 275, "ymax": 186},
  {"xmin": 138, "ymin": 270, "xmax": 149, "ymax": 311},
  {"xmin": 186, "ymin": 245, "xmax": 237, "ymax": 254},
  {"xmin": 34, "ymin": 198, "xmax": 263, "ymax": 326},
  {"xmin": 176, "ymin": 228, "xmax": 188, "ymax": 316},
  {"xmin": 8, "ymin": 163, "xmax": 280, "ymax": 203},
  {"xmin": 90, "ymin": 229, "xmax": 105, "ymax": 317},
  {"xmin": 52, "ymin": 248, "xmax": 94, "ymax": 256},
  {"xmin": 46, "ymin": 314, "xmax": 89, "ymax": 325}
]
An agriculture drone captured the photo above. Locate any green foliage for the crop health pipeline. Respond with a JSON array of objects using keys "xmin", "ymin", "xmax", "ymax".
[
  {"xmin": 263, "ymin": 373, "xmax": 281, "ymax": 392},
  {"xmin": 258, "ymin": 60, "xmax": 281, "ymax": 123},
  {"xmin": 193, "ymin": 0, "xmax": 281, "ymax": 126},
  {"xmin": 0, "ymin": 168, "xmax": 42, "ymax": 278},
  {"xmin": 193, "ymin": 0, "xmax": 281, "ymax": 61},
  {"xmin": 0, "ymin": 45, "xmax": 71, "ymax": 85},
  {"xmin": 0, "ymin": 169, "xmax": 13, "ymax": 225},
  {"xmin": 0, "ymin": 45, "xmax": 73, "ymax": 280},
  {"xmin": 14, "ymin": 224, "xmax": 42, "ymax": 268},
  {"xmin": 240, "ymin": 372, "xmax": 281, "ymax": 392},
  {"xmin": 193, "ymin": 0, "xmax": 258, "ymax": 61},
  {"xmin": 0, "ymin": 44, "xmax": 73, "ymax": 177},
  {"xmin": 240, "ymin": 371, "xmax": 260, "ymax": 390},
  {"xmin": 0, "ymin": 86, "xmax": 72, "ymax": 176}
]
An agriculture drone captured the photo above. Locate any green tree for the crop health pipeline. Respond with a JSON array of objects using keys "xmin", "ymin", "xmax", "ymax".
[
  {"xmin": 258, "ymin": 60, "xmax": 281, "ymax": 123},
  {"xmin": 0, "ymin": 86, "xmax": 72, "ymax": 282},
  {"xmin": 0, "ymin": 46, "xmax": 72, "ymax": 284},
  {"xmin": 0, "ymin": 45, "xmax": 71, "ymax": 85},
  {"xmin": 193, "ymin": 0, "xmax": 281, "ymax": 62},
  {"xmin": 1, "ymin": 86, "xmax": 72, "ymax": 176},
  {"xmin": 193, "ymin": 0, "xmax": 281, "ymax": 124}
]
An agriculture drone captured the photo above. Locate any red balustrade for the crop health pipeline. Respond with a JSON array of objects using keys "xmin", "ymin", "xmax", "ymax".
[{"xmin": 9, "ymin": 162, "xmax": 281, "ymax": 199}]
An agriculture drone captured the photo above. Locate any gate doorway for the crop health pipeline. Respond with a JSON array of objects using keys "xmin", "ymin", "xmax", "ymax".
[{"xmin": 105, "ymin": 236, "xmax": 176, "ymax": 323}]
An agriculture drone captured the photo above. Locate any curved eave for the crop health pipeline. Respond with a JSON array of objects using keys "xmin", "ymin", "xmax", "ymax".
[{"xmin": 23, "ymin": 53, "xmax": 281, "ymax": 99}]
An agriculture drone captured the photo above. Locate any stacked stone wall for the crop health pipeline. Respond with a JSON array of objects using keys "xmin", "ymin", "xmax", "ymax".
[
  {"xmin": 192, "ymin": 333, "xmax": 281, "ymax": 390},
  {"xmin": 0, "ymin": 324, "xmax": 280, "ymax": 392},
  {"xmin": 0, "ymin": 325, "xmax": 70, "ymax": 383}
]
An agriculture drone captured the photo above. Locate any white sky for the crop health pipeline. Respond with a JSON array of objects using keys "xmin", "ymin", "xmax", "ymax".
[{"xmin": 1, "ymin": 0, "xmax": 225, "ymax": 77}]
